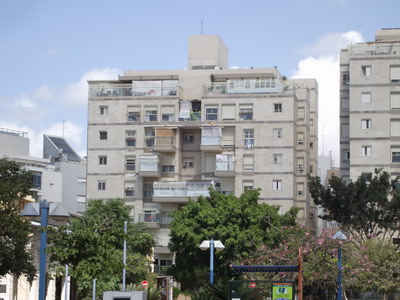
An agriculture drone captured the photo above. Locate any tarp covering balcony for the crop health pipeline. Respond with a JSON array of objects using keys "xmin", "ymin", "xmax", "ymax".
[
  {"xmin": 201, "ymin": 127, "xmax": 222, "ymax": 146},
  {"xmin": 153, "ymin": 181, "xmax": 186, "ymax": 197},
  {"xmin": 139, "ymin": 154, "xmax": 160, "ymax": 171},
  {"xmin": 187, "ymin": 180, "xmax": 213, "ymax": 197},
  {"xmin": 216, "ymin": 155, "xmax": 235, "ymax": 171}
]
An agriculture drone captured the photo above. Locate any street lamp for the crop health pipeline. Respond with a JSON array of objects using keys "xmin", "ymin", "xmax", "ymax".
[
  {"xmin": 199, "ymin": 239, "xmax": 224, "ymax": 284},
  {"xmin": 332, "ymin": 231, "xmax": 347, "ymax": 300},
  {"xmin": 21, "ymin": 199, "xmax": 70, "ymax": 300}
]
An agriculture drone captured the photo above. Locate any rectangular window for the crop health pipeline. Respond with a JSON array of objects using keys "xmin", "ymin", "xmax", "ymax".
[
  {"xmin": 205, "ymin": 106, "xmax": 218, "ymax": 120},
  {"xmin": 243, "ymin": 180, "xmax": 254, "ymax": 192},
  {"xmin": 391, "ymin": 93, "xmax": 400, "ymax": 109},
  {"xmin": 342, "ymin": 73, "xmax": 350, "ymax": 85},
  {"xmin": 297, "ymin": 183, "xmax": 305, "ymax": 196},
  {"xmin": 145, "ymin": 109, "xmax": 157, "ymax": 122},
  {"xmin": 222, "ymin": 105, "xmax": 236, "ymax": 120},
  {"xmin": 161, "ymin": 165, "xmax": 174, "ymax": 173},
  {"xmin": 272, "ymin": 180, "xmax": 282, "ymax": 191},
  {"xmin": 222, "ymin": 127, "xmax": 235, "ymax": 146},
  {"xmin": 297, "ymin": 107, "xmax": 305, "ymax": 120},
  {"xmin": 125, "ymin": 156, "xmax": 135, "ymax": 172},
  {"xmin": 390, "ymin": 66, "xmax": 400, "ymax": 82},
  {"xmin": 342, "ymin": 151, "xmax": 350, "ymax": 164},
  {"xmin": 297, "ymin": 132, "xmax": 304, "ymax": 145},
  {"xmin": 100, "ymin": 105, "xmax": 108, "ymax": 115},
  {"xmin": 125, "ymin": 181, "xmax": 135, "ymax": 197},
  {"xmin": 183, "ymin": 158, "xmax": 194, "ymax": 168},
  {"xmin": 362, "ymin": 92, "xmax": 371, "ymax": 103},
  {"xmin": 244, "ymin": 129, "xmax": 254, "ymax": 149},
  {"xmin": 392, "ymin": 147, "xmax": 400, "ymax": 163},
  {"xmin": 273, "ymin": 128, "xmax": 283, "ymax": 139},
  {"xmin": 298, "ymin": 157, "xmax": 304, "ymax": 172},
  {"xmin": 32, "ymin": 172, "xmax": 42, "ymax": 190},
  {"xmin": 362, "ymin": 146, "xmax": 372, "ymax": 156},
  {"xmin": 362, "ymin": 66, "xmax": 371, "ymax": 76},
  {"xmin": 243, "ymin": 155, "xmax": 254, "ymax": 172},
  {"xmin": 274, "ymin": 103, "xmax": 282, "ymax": 113},
  {"xmin": 143, "ymin": 183, "xmax": 154, "ymax": 198},
  {"xmin": 127, "ymin": 106, "xmax": 141, "ymax": 122},
  {"xmin": 391, "ymin": 120, "xmax": 400, "ymax": 136},
  {"xmin": 183, "ymin": 133, "xmax": 194, "ymax": 143},
  {"xmin": 273, "ymin": 153, "xmax": 282, "ymax": 165},
  {"xmin": 161, "ymin": 106, "xmax": 174, "ymax": 121},
  {"xmin": 361, "ymin": 119, "xmax": 372, "ymax": 130},
  {"xmin": 341, "ymin": 124, "xmax": 349, "ymax": 138},
  {"xmin": 145, "ymin": 128, "xmax": 155, "ymax": 147},
  {"xmin": 97, "ymin": 180, "xmax": 106, "ymax": 190},
  {"xmin": 99, "ymin": 131, "xmax": 107, "ymax": 140},
  {"xmin": 341, "ymin": 98, "xmax": 349, "ymax": 111},
  {"xmin": 125, "ymin": 130, "xmax": 136, "ymax": 147},
  {"xmin": 98, "ymin": 155, "xmax": 107, "ymax": 165},
  {"xmin": 239, "ymin": 104, "xmax": 253, "ymax": 120}
]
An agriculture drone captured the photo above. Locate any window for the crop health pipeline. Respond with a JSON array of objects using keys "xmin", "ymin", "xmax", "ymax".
[
  {"xmin": 205, "ymin": 106, "xmax": 218, "ymax": 120},
  {"xmin": 99, "ymin": 131, "xmax": 107, "ymax": 140},
  {"xmin": 392, "ymin": 147, "xmax": 400, "ymax": 163},
  {"xmin": 100, "ymin": 105, "xmax": 108, "ymax": 115},
  {"xmin": 361, "ymin": 119, "xmax": 372, "ymax": 130},
  {"xmin": 297, "ymin": 107, "xmax": 305, "ymax": 120},
  {"xmin": 362, "ymin": 92, "xmax": 371, "ymax": 103},
  {"xmin": 362, "ymin": 146, "xmax": 372, "ymax": 156},
  {"xmin": 243, "ymin": 180, "xmax": 254, "ymax": 192},
  {"xmin": 161, "ymin": 165, "xmax": 174, "ymax": 173},
  {"xmin": 125, "ymin": 156, "xmax": 135, "ymax": 172},
  {"xmin": 128, "ymin": 112, "xmax": 140, "ymax": 122},
  {"xmin": 274, "ymin": 103, "xmax": 282, "ymax": 113},
  {"xmin": 272, "ymin": 180, "xmax": 282, "ymax": 191},
  {"xmin": 342, "ymin": 72, "xmax": 349, "ymax": 85},
  {"xmin": 391, "ymin": 120, "xmax": 400, "ymax": 136},
  {"xmin": 362, "ymin": 66, "xmax": 371, "ymax": 76},
  {"xmin": 98, "ymin": 155, "xmax": 107, "ymax": 165},
  {"xmin": 161, "ymin": 106, "xmax": 174, "ymax": 121},
  {"xmin": 273, "ymin": 153, "xmax": 282, "ymax": 165},
  {"xmin": 298, "ymin": 157, "xmax": 304, "ymax": 172},
  {"xmin": 144, "ymin": 210, "xmax": 158, "ymax": 223},
  {"xmin": 222, "ymin": 105, "xmax": 236, "ymax": 120},
  {"xmin": 125, "ymin": 130, "xmax": 136, "ymax": 147},
  {"xmin": 273, "ymin": 128, "xmax": 283, "ymax": 139},
  {"xmin": 341, "ymin": 98, "xmax": 349, "ymax": 111},
  {"xmin": 125, "ymin": 182, "xmax": 135, "ymax": 197},
  {"xmin": 309, "ymin": 165, "xmax": 313, "ymax": 174},
  {"xmin": 183, "ymin": 158, "xmax": 194, "ymax": 168},
  {"xmin": 391, "ymin": 93, "xmax": 400, "ymax": 109},
  {"xmin": 222, "ymin": 127, "xmax": 235, "ymax": 146},
  {"xmin": 342, "ymin": 151, "xmax": 350, "ymax": 163},
  {"xmin": 390, "ymin": 66, "xmax": 400, "ymax": 82},
  {"xmin": 244, "ymin": 129, "xmax": 254, "ymax": 149},
  {"xmin": 184, "ymin": 133, "xmax": 194, "ymax": 143},
  {"xmin": 143, "ymin": 183, "xmax": 154, "ymax": 198},
  {"xmin": 239, "ymin": 104, "xmax": 253, "ymax": 120},
  {"xmin": 145, "ymin": 128, "xmax": 155, "ymax": 147},
  {"xmin": 341, "ymin": 124, "xmax": 349, "ymax": 138},
  {"xmin": 97, "ymin": 180, "xmax": 106, "ymax": 190},
  {"xmin": 297, "ymin": 132, "xmax": 304, "ymax": 145},
  {"xmin": 32, "ymin": 172, "xmax": 42, "ymax": 190},
  {"xmin": 145, "ymin": 109, "xmax": 157, "ymax": 122},
  {"xmin": 243, "ymin": 155, "xmax": 254, "ymax": 172},
  {"xmin": 297, "ymin": 183, "xmax": 305, "ymax": 196}
]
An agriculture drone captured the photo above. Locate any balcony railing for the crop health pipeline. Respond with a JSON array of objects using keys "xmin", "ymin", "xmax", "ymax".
[
  {"xmin": 153, "ymin": 180, "xmax": 213, "ymax": 203},
  {"xmin": 139, "ymin": 154, "xmax": 161, "ymax": 177},
  {"xmin": 203, "ymin": 79, "xmax": 286, "ymax": 96},
  {"xmin": 349, "ymin": 43, "xmax": 400, "ymax": 56},
  {"xmin": 89, "ymin": 84, "xmax": 133, "ymax": 97},
  {"xmin": 201, "ymin": 127, "xmax": 222, "ymax": 151},
  {"xmin": 132, "ymin": 80, "xmax": 178, "ymax": 97}
]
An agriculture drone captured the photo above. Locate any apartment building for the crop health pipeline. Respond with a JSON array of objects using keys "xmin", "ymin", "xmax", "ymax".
[
  {"xmin": 340, "ymin": 28, "xmax": 400, "ymax": 181},
  {"xmin": 87, "ymin": 35, "xmax": 318, "ymax": 268}
]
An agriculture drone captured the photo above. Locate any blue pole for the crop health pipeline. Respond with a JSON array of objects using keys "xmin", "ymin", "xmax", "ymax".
[
  {"xmin": 122, "ymin": 221, "xmax": 127, "ymax": 291},
  {"xmin": 210, "ymin": 239, "xmax": 214, "ymax": 284},
  {"xmin": 39, "ymin": 200, "xmax": 49, "ymax": 300},
  {"xmin": 337, "ymin": 245, "xmax": 342, "ymax": 300}
]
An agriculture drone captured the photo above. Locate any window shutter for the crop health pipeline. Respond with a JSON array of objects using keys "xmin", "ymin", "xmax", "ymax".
[
  {"xmin": 391, "ymin": 93, "xmax": 400, "ymax": 109},
  {"xmin": 222, "ymin": 127, "xmax": 235, "ymax": 146},
  {"xmin": 222, "ymin": 105, "xmax": 236, "ymax": 120},
  {"xmin": 391, "ymin": 120, "xmax": 400, "ymax": 136}
]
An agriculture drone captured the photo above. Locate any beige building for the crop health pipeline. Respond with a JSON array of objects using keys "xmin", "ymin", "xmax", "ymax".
[
  {"xmin": 86, "ymin": 35, "xmax": 318, "ymax": 269},
  {"xmin": 340, "ymin": 28, "xmax": 400, "ymax": 181}
]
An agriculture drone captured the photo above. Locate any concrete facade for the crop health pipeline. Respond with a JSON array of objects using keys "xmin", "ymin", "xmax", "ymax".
[
  {"xmin": 340, "ymin": 28, "xmax": 400, "ymax": 181},
  {"xmin": 86, "ymin": 35, "xmax": 318, "ymax": 266}
]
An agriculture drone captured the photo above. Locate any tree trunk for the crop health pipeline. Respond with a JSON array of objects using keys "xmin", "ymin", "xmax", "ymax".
[{"xmin": 70, "ymin": 277, "xmax": 78, "ymax": 300}]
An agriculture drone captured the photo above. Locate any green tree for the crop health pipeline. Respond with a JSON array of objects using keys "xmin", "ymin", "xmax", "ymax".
[
  {"xmin": 308, "ymin": 169, "xmax": 400, "ymax": 243},
  {"xmin": 168, "ymin": 188, "xmax": 298, "ymax": 290},
  {"xmin": 0, "ymin": 158, "xmax": 36, "ymax": 282},
  {"xmin": 47, "ymin": 199, "xmax": 155, "ymax": 300}
]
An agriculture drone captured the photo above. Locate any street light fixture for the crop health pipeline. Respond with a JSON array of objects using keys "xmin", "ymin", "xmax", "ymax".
[
  {"xmin": 199, "ymin": 239, "xmax": 224, "ymax": 284},
  {"xmin": 21, "ymin": 199, "xmax": 70, "ymax": 300},
  {"xmin": 332, "ymin": 231, "xmax": 347, "ymax": 300}
]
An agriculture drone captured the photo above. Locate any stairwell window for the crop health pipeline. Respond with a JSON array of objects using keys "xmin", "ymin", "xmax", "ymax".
[
  {"xmin": 362, "ymin": 146, "xmax": 372, "ymax": 157},
  {"xmin": 99, "ymin": 131, "xmax": 108, "ymax": 140},
  {"xmin": 244, "ymin": 129, "xmax": 254, "ymax": 149},
  {"xmin": 98, "ymin": 156, "xmax": 107, "ymax": 165},
  {"xmin": 272, "ymin": 180, "xmax": 282, "ymax": 191},
  {"xmin": 97, "ymin": 181, "xmax": 106, "ymax": 191},
  {"xmin": 274, "ymin": 103, "xmax": 282, "ymax": 113},
  {"xmin": 361, "ymin": 119, "xmax": 372, "ymax": 130},
  {"xmin": 273, "ymin": 154, "xmax": 282, "ymax": 165},
  {"xmin": 362, "ymin": 65, "xmax": 371, "ymax": 77}
]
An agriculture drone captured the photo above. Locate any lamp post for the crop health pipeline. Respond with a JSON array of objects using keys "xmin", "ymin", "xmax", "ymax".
[
  {"xmin": 332, "ymin": 231, "xmax": 347, "ymax": 300},
  {"xmin": 21, "ymin": 199, "xmax": 70, "ymax": 300},
  {"xmin": 199, "ymin": 239, "xmax": 224, "ymax": 284}
]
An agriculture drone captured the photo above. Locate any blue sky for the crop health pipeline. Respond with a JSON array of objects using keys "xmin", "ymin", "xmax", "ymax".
[{"xmin": 0, "ymin": 0, "xmax": 399, "ymax": 166}]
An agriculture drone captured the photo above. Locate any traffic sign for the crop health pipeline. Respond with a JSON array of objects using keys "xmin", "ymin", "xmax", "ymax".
[
  {"xmin": 249, "ymin": 282, "xmax": 256, "ymax": 288},
  {"xmin": 141, "ymin": 280, "xmax": 148, "ymax": 287}
]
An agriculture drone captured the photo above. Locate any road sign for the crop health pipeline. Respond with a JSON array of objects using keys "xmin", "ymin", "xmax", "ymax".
[
  {"xmin": 249, "ymin": 282, "xmax": 256, "ymax": 288},
  {"xmin": 141, "ymin": 280, "xmax": 148, "ymax": 287}
]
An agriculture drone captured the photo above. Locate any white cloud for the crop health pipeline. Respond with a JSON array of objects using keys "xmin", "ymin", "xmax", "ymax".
[
  {"xmin": 14, "ymin": 94, "xmax": 36, "ymax": 108},
  {"xmin": 292, "ymin": 31, "xmax": 365, "ymax": 166},
  {"xmin": 60, "ymin": 68, "xmax": 122, "ymax": 105},
  {"xmin": 32, "ymin": 85, "xmax": 53, "ymax": 102}
]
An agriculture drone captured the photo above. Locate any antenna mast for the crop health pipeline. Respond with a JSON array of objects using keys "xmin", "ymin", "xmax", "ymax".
[{"xmin": 201, "ymin": 20, "xmax": 203, "ymax": 35}]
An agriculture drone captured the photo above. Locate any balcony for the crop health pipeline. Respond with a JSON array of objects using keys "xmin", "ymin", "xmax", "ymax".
[
  {"xmin": 214, "ymin": 155, "xmax": 236, "ymax": 177},
  {"xmin": 178, "ymin": 100, "xmax": 202, "ymax": 122},
  {"xmin": 152, "ymin": 128, "xmax": 176, "ymax": 152},
  {"xmin": 138, "ymin": 154, "xmax": 161, "ymax": 177},
  {"xmin": 138, "ymin": 212, "xmax": 160, "ymax": 228},
  {"xmin": 153, "ymin": 180, "xmax": 213, "ymax": 203},
  {"xmin": 201, "ymin": 127, "xmax": 223, "ymax": 151},
  {"xmin": 132, "ymin": 80, "xmax": 178, "ymax": 97},
  {"xmin": 349, "ymin": 43, "xmax": 400, "ymax": 56},
  {"xmin": 89, "ymin": 84, "xmax": 133, "ymax": 98},
  {"xmin": 203, "ymin": 79, "xmax": 286, "ymax": 97}
]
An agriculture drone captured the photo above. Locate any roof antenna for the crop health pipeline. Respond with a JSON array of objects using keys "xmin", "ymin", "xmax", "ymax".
[{"xmin": 201, "ymin": 20, "xmax": 203, "ymax": 35}]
